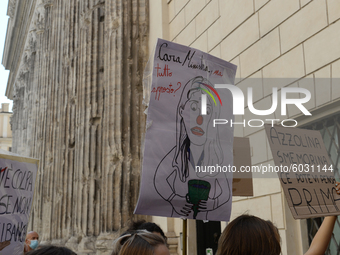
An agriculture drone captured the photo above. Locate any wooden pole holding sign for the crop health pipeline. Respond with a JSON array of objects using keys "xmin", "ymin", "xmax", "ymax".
[{"xmin": 182, "ymin": 219, "xmax": 187, "ymax": 255}]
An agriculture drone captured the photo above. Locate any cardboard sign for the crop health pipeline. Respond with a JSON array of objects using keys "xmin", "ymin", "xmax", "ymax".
[
  {"xmin": 134, "ymin": 39, "xmax": 237, "ymax": 221},
  {"xmin": 0, "ymin": 152, "xmax": 39, "ymax": 254},
  {"xmin": 265, "ymin": 125, "xmax": 339, "ymax": 219},
  {"xmin": 233, "ymin": 137, "xmax": 253, "ymax": 197}
]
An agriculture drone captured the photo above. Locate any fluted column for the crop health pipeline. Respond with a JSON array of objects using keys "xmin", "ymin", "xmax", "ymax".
[{"xmin": 4, "ymin": 0, "xmax": 149, "ymax": 253}]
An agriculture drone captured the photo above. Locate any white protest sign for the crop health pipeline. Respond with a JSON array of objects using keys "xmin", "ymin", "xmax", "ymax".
[
  {"xmin": 134, "ymin": 39, "xmax": 237, "ymax": 221},
  {"xmin": 265, "ymin": 125, "xmax": 339, "ymax": 219},
  {"xmin": 0, "ymin": 152, "xmax": 38, "ymax": 254}
]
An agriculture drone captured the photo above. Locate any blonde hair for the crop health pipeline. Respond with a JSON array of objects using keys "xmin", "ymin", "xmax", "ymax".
[{"xmin": 112, "ymin": 230, "xmax": 166, "ymax": 255}]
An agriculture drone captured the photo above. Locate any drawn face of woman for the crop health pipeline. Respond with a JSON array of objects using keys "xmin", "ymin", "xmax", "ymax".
[{"xmin": 181, "ymin": 89, "xmax": 213, "ymax": 146}]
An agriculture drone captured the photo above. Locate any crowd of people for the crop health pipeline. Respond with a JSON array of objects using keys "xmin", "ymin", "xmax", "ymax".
[
  {"xmin": 23, "ymin": 213, "xmax": 339, "ymax": 255},
  {"xmin": 20, "ymin": 183, "xmax": 340, "ymax": 255}
]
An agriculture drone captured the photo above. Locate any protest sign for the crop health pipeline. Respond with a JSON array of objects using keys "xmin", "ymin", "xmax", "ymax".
[
  {"xmin": 134, "ymin": 38, "xmax": 237, "ymax": 221},
  {"xmin": 0, "ymin": 151, "xmax": 38, "ymax": 254},
  {"xmin": 265, "ymin": 125, "xmax": 339, "ymax": 219}
]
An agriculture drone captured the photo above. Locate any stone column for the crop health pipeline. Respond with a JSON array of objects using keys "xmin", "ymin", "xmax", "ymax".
[{"xmin": 3, "ymin": 0, "xmax": 149, "ymax": 253}]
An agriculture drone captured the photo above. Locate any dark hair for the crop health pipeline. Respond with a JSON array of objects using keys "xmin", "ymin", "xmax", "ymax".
[
  {"xmin": 127, "ymin": 220, "xmax": 166, "ymax": 241},
  {"xmin": 25, "ymin": 245, "xmax": 77, "ymax": 255},
  {"xmin": 112, "ymin": 230, "xmax": 167, "ymax": 255},
  {"xmin": 216, "ymin": 214, "xmax": 281, "ymax": 255}
]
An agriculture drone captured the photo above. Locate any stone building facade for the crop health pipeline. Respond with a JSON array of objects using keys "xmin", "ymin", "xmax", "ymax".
[
  {"xmin": 3, "ymin": 0, "xmax": 340, "ymax": 254},
  {"xmin": 149, "ymin": 0, "xmax": 340, "ymax": 254},
  {"xmin": 3, "ymin": 0, "xmax": 149, "ymax": 254},
  {"xmin": 0, "ymin": 103, "xmax": 12, "ymax": 151}
]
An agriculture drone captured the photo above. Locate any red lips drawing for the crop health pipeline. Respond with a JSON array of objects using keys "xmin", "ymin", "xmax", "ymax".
[{"xmin": 191, "ymin": 126, "xmax": 204, "ymax": 136}]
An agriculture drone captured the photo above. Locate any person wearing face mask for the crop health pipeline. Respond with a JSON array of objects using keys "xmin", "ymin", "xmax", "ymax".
[{"xmin": 24, "ymin": 231, "xmax": 39, "ymax": 253}]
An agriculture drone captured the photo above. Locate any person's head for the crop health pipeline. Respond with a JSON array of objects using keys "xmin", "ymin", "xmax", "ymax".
[
  {"xmin": 112, "ymin": 230, "xmax": 169, "ymax": 255},
  {"xmin": 25, "ymin": 245, "xmax": 77, "ymax": 255},
  {"xmin": 127, "ymin": 220, "xmax": 167, "ymax": 242},
  {"xmin": 25, "ymin": 231, "xmax": 39, "ymax": 251},
  {"xmin": 173, "ymin": 76, "xmax": 223, "ymax": 181},
  {"xmin": 216, "ymin": 214, "xmax": 281, "ymax": 255}
]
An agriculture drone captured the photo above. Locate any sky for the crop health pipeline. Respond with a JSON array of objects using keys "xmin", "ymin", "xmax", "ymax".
[{"xmin": 0, "ymin": 1, "xmax": 12, "ymax": 112}]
